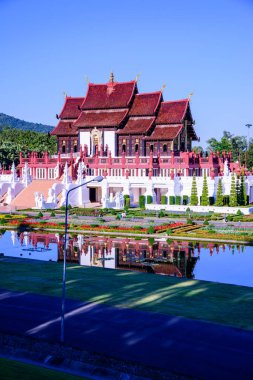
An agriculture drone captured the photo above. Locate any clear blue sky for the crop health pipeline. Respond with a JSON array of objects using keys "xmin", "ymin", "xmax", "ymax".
[{"xmin": 1, "ymin": 0, "xmax": 252, "ymax": 148}]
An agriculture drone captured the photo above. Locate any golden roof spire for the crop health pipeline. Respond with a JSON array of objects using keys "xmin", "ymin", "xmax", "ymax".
[
  {"xmin": 63, "ymin": 91, "xmax": 68, "ymax": 98},
  {"xmin": 135, "ymin": 73, "xmax": 141, "ymax": 82},
  {"xmin": 85, "ymin": 76, "xmax": 90, "ymax": 85},
  {"xmin": 110, "ymin": 71, "xmax": 114, "ymax": 83},
  {"xmin": 188, "ymin": 92, "xmax": 193, "ymax": 100},
  {"xmin": 161, "ymin": 84, "xmax": 166, "ymax": 93}
]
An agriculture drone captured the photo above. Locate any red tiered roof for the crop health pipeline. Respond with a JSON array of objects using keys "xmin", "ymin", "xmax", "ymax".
[
  {"xmin": 81, "ymin": 81, "xmax": 137, "ymax": 110},
  {"xmin": 51, "ymin": 121, "xmax": 78, "ymax": 136},
  {"xmin": 117, "ymin": 117, "xmax": 155, "ymax": 135},
  {"xmin": 58, "ymin": 97, "xmax": 84, "ymax": 119},
  {"xmin": 146, "ymin": 124, "xmax": 183, "ymax": 140},
  {"xmin": 156, "ymin": 100, "xmax": 189, "ymax": 124},
  {"xmin": 129, "ymin": 92, "xmax": 162, "ymax": 116},
  {"xmin": 74, "ymin": 109, "xmax": 128, "ymax": 128}
]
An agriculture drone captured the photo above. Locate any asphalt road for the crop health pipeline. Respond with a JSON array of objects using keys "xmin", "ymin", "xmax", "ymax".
[{"xmin": 0, "ymin": 289, "xmax": 253, "ymax": 380}]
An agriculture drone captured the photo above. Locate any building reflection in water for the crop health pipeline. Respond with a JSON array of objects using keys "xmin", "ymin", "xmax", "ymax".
[
  {"xmin": 13, "ymin": 231, "xmax": 235, "ymax": 279},
  {"xmin": 2, "ymin": 231, "xmax": 248, "ymax": 285}
]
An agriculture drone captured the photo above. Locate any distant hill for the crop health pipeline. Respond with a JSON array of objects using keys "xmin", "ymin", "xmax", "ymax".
[{"xmin": 0, "ymin": 113, "xmax": 54, "ymax": 133}]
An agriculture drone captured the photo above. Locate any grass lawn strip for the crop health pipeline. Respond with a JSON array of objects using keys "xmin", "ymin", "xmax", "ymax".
[
  {"xmin": 1, "ymin": 258, "xmax": 253, "ymax": 331},
  {"xmin": 0, "ymin": 357, "xmax": 89, "ymax": 380}
]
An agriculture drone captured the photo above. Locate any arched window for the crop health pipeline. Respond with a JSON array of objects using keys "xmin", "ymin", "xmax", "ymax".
[
  {"xmin": 122, "ymin": 144, "xmax": 126, "ymax": 152},
  {"xmin": 135, "ymin": 144, "xmax": 139, "ymax": 152},
  {"xmin": 163, "ymin": 144, "xmax": 167, "ymax": 153},
  {"xmin": 150, "ymin": 144, "xmax": 154, "ymax": 152}
]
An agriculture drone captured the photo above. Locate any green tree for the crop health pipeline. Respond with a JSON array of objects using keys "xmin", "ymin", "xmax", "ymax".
[
  {"xmin": 190, "ymin": 174, "xmax": 198, "ymax": 206},
  {"xmin": 201, "ymin": 172, "xmax": 209, "ymax": 206},
  {"xmin": 229, "ymin": 174, "xmax": 237, "ymax": 207},
  {"xmin": 207, "ymin": 130, "xmax": 247, "ymax": 163},
  {"xmin": 239, "ymin": 174, "xmax": 247, "ymax": 206},
  {"xmin": 215, "ymin": 178, "xmax": 223, "ymax": 206}
]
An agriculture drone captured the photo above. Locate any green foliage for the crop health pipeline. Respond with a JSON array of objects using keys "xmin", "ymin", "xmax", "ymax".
[
  {"xmin": 187, "ymin": 219, "xmax": 194, "ymax": 225},
  {"xmin": 203, "ymin": 220, "xmax": 209, "ymax": 225},
  {"xmin": 0, "ymin": 113, "xmax": 53, "ymax": 133},
  {"xmin": 182, "ymin": 195, "xmax": 188, "ymax": 205},
  {"xmin": 37, "ymin": 211, "xmax": 43, "ymax": 218},
  {"xmin": 146, "ymin": 195, "xmax": 153, "ymax": 204},
  {"xmin": 161, "ymin": 195, "xmax": 167, "ymax": 205},
  {"xmin": 158, "ymin": 210, "xmax": 165, "ymax": 217},
  {"xmin": 207, "ymin": 130, "xmax": 247, "ymax": 163},
  {"xmin": 0, "ymin": 127, "xmax": 57, "ymax": 167},
  {"xmin": 236, "ymin": 209, "xmax": 243, "ymax": 216},
  {"xmin": 239, "ymin": 175, "xmax": 247, "ymax": 206},
  {"xmin": 175, "ymin": 196, "xmax": 181, "ymax": 205},
  {"xmin": 139, "ymin": 195, "xmax": 145, "ymax": 209},
  {"xmin": 201, "ymin": 172, "xmax": 209, "ymax": 206},
  {"xmin": 166, "ymin": 228, "xmax": 173, "ymax": 235},
  {"xmin": 50, "ymin": 211, "xmax": 55, "ymax": 217},
  {"xmin": 215, "ymin": 178, "xmax": 223, "ymax": 206},
  {"xmin": 169, "ymin": 196, "xmax": 175, "ymax": 205},
  {"xmin": 124, "ymin": 195, "xmax": 130, "ymax": 211},
  {"xmin": 116, "ymin": 214, "xmax": 121, "ymax": 220},
  {"xmin": 229, "ymin": 174, "xmax": 237, "ymax": 207},
  {"xmin": 190, "ymin": 175, "xmax": 198, "ymax": 206},
  {"xmin": 147, "ymin": 226, "xmax": 155, "ymax": 234}
]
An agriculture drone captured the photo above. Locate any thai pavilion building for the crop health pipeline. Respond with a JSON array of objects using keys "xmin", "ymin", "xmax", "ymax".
[
  {"xmin": 8, "ymin": 74, "xmax": 252, "ymax": 210},
  {"xmin": 51, "ymin": 73, "xmax": 198, "ymax": 158}
]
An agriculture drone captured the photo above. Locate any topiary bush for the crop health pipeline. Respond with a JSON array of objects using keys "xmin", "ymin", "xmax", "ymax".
[
  {"xmin": 169, "ymin": 196, "xmax": 175, "ymax": 205},
  {"xmin": 139, "ymin": 195, "xmax": 145, "ymax": 209},
  {"xmin": 146, "ymin": 195, "xmax": 153, "ymax": 204},
  {"xmin": 147, "ymin": 226, "xmax": 155, "ymax": 234},
  {"xmin": 175, "ymin": 196, "xmax": 181, "ymax": 205},
  {"xmin": 161, "ymin": 195, "xmax": 167, "ymax": 205}
]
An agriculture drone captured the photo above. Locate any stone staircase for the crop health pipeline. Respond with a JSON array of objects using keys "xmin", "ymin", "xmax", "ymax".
[{"xmin": 10, "ymin": 180, "xmax": 59, "ymax": 210}]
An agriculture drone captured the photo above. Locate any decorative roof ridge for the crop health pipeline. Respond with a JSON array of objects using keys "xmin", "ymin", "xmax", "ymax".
[
  {"xmin": 87, "ymin": 79, "xmax": 137, "ymax": 87},
  {"xmin": 156, "ymin": 123, "xmax": 183, "ymax": 127},
  {"xmin": 58, "ymin": 96, "xmax": 85, "ymax": 119},
  {"xmin": 161, "ymin": 98, "xmax": 189, "ymax": 104},
  {"xmin": 81, "ymin": 108, "xmax": 128, "ymax": 114},
  {"xmin": 129, "ymin": 116, "xmax": 156, "ymax": 120},
  {"xmin": 127, "ymin": 80, "xmax": 138, "ymax": 106},
  {"xmin": 134, "ymin": 90, "xmax": 162, "ymax": 96}
]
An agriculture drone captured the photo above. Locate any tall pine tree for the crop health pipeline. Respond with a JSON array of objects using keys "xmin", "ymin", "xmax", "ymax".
[
  {"xmin": 201, "ymin": 172, "xmax": 209, "ymax": 205},
  {"xmin": 230, "ymin": 174, "xmax": 237, "ymax": 207},
  {"xmin": 215, "ymin": 178, "xmax": 223, "ymax": 206},
  {"xmin": 190, "ymin": 174, "xmax": 198, "ymax": 206}
]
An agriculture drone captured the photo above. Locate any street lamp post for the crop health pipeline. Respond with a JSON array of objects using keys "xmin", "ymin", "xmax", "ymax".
[{"xmin": 60, "ymin": 175, "xmax": 104, "ymax": 343}]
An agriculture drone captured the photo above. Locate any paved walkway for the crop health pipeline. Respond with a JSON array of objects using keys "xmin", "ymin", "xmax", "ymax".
[{"xmin": 0, "ymin": 289, "xmax": 253, "ymax": 380}]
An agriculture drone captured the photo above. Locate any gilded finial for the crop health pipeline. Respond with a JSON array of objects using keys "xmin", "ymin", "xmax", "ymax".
[
  {"xmin": 85, "ymin": 76, "xmax": 90, "ymax": 85},
  {"xmin": 135, "ymin": 73, "xmax": 141, "ymax": 82},
  {"xmin": 63, "ymin": 91, "xmax": 68, "ymax": 98},
  {"xmin": 110, "ymin": 71, "xmax": 114, "ymax": 83},
  {"xmin": 188, "ymin": 92, "xmax": 193, "ymax": 100},
  {"xmin": 161, "ymin": 84, "xmax": 166, "ymax": 93}
]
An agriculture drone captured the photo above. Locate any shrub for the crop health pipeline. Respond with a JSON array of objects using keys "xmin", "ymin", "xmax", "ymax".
[
  {"xmin": 236, "ymin": 209, "xmax": 243, "ymax": 216},
  {"xmin": 139, "ymin": 195, "xmax": 145, "ymax": 209},
  {"xmin": 116, "ymin": 214, "xmax": 121, "ymax": 220},
  {"xmin": 187, "ymin": 219, "xmax": 194, "ymax": 225},
  {"xmin": 147, "ymin": 226, "xmax": 155, "ymax": 234},
  {"xmin": 166, "ymin": 228, "xmax": 173, "ymax": 235},
  {"xmin": 169, "ymin": 196, "xmax": 175, "ymax": 205},
  {"xmin": 161, "ymin": 195, "xmax": 167, "ymax": 205},
  {"xmin": 124, "ymin": 195, "xmax": 130, "ymax": 211},
  {"xmin": 158, "ymin": 210, "xmax": 165, "ymax": 218},
  {"xmin": 203, "ymin": 220, "xmax": 209, "ymax": 225},
  {"xmin": 50, "ymin": 211, "xmax": 55, "ymax": 217},
  {"xmin": 146, "ymin": 195, "xmax": 153, "ymax": 204},
  {"xmin": 37, "ymin": 211, "xmax": 43, "ymax": 218},
  {"xmin": 183, "ymin": 195, "xmax": 188, "ymax": 205},
  {"xmin": 175, "ymin": 196, "xmax": 181, "ymax": 205}
]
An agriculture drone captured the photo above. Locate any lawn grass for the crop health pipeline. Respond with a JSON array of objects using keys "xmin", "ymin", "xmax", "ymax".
[
  {"xmin": 0, "ymin": 357, "xmax": 89, "ymax": 380},
  {"xmin": 1, "ymin": 258, "xmax": 253, "ymax": 331}
]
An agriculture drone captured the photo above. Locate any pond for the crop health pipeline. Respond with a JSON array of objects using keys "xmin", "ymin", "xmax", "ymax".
[{"xmin": 0, "ymin": 230, "xmax": 252, "ymax": 287}]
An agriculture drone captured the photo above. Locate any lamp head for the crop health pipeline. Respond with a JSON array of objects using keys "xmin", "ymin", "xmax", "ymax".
[{"xmin": 93, "ymin": 175, "xmax": 104, "ymax": 182}]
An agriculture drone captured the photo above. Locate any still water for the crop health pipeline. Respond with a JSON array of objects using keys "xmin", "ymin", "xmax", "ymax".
[{"xmin": 0, "ymin": 230, "xmax": 252, "ymax": 287}]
